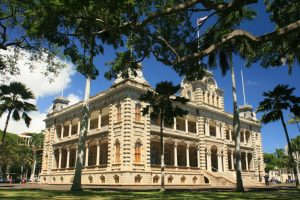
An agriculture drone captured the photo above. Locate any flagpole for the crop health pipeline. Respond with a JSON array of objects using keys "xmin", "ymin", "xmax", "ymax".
[
  {"xmin": 196, "ymin": 16, "xmax": 208, "ymax": 65},
  {"xmin": 241, "ymin": 70, "xmax": 247, "ymax": 105}
]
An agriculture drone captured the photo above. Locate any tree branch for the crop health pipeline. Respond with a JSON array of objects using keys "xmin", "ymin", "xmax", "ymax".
[
  {"xmin": 0, "ymin": 2, "xmax": 16, "ymax": 21},
  {"xmin": 174, "ymin": 19, "xmax": 300, "ymax": 65},
  {"xmin": 94, "ymin": 0, "xmax": 257, "ymax": 35},
  {"xmin": 155, "ymin": 35, "xmax": 180, "ymax": 59}
]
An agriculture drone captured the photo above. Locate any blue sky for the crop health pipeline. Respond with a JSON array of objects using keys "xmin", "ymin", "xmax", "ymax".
[{"xmin": 1, "ymin": 1, "xmax": 299, "ymax": 154}]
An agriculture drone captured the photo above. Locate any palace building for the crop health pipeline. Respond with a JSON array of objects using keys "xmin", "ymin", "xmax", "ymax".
[{"xmin": 40, "ymin": 69, "xmax": 264, "ymax": 186}]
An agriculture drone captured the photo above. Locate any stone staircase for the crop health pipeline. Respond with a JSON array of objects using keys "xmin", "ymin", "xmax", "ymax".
[
  {"xmin": 202, "ymin": 170, "xmax": 235, "ymax": 186},
  {"xmin": 202, "ymin": 170, "xmax": 264, "ymax": 186}
]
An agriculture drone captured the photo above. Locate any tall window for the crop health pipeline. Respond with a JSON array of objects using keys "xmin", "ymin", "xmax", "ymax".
[
  {"xmin": 135, "ymin": 103, "xmax": 141, "ymax": 122},
  {"xmin": 134, "ymin": 142, "xmax": 142, "ymax": 163},
  {"xmin": 115, "ymin": 141, "xmax": 120, "ymax": 163},
  {"xmin": 116, "ymin": 104, "xmax": 121, "ymax": 122}
]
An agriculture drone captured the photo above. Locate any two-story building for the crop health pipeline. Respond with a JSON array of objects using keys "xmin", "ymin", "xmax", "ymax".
[{"xmin": 40, "ymin": 69, "xmax": 264, "ymax": 186}]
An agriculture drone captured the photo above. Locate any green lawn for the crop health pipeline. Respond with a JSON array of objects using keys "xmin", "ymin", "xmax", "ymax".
[{"xmin": 0, "ymin": 189, "xmax": 299, "ymax": 200}]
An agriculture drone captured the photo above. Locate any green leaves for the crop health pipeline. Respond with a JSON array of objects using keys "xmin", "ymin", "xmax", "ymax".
[
  {"xmin": 139, "ymin": 81, "xmax": 188, "ymax": 125},
  {"xmin": 0, "ymin": 81, "xmax": 37, "ymax": 144},
  {"xmin": 257, "ymin": 84, "xmax": 300, "ymax": 124}
]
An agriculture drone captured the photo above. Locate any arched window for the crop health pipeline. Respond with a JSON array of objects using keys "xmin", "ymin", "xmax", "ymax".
[
  {"xmin": 134, "ymin": 141, "xmax": 142, "ymax": 163},
  {"xmin": 116, "ymin": 104, "xmax": 121, "ymax": 122},
  {"xmin": 135, "ymin": 103, "xmax": 141, "ymax": 122},
  {"xmin": 115, "ymin": 141, "xmax": 120, "ymax": 163}
]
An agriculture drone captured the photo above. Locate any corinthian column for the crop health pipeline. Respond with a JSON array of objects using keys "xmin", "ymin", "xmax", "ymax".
[
  {"xmin": 186, "ymin": 144, "xmax": 190, "ymax": 167},
  {"xmin": 66, "ymin": 147, "xmax": 70, "ymax": 168},
  {"xmin": 174, "ymin": 142, "xmax": 178, "ymax": 167},
  {"xmin": 85, "ymin": 144, "xmax": 89, "ymax": 167}
]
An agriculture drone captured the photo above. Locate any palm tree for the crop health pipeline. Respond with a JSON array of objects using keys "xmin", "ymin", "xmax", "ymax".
[
  {"xmin": 203, "ymin": 8, "xmax": 256, "ymax": 192},
  {"xmin": 288, "ymin": 114, "xmax": 300, "ymax": 133},
  {"xmin": 140, "ymin": 81, "xmax": 188, "ymax": 192},
  {"xmin": 257, "ymin": 84, "xmax": 300, "ymax": 189},
  {"xmin": 206, "ymin": 31, "xmax": 244, "ymax": 193},
  {"xmin": 0, "ymin": 82, "xmax": 37, "ymax": 149},
  {"xmin": 29, "ymin": 133, "xmax": 44, "ymax": 182}
]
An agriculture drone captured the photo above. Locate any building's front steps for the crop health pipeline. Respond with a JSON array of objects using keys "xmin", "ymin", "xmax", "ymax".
[{"xmin": 202, "ymin": 170, "xmax": 264, "ymax": 187}]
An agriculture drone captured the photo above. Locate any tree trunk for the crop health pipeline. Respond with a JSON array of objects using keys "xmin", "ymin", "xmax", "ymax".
[
  {"xmin": 1, "ymin": 110, "xmax": 12, "ymax": 150},
  {"xmin": 229, "ymin": 58, "xmax": 244, "ymax": 192},
  {"xmin": 20, "ymin": 165, "xmax": 24, "ymax": 179},
  {"xmin": 30, "ymin": 150, "xmax": 37, "ymax": 182},
  {"xmin": 71, "ymin": 77, "xmax": 91, "ymax": 191},
  {"xmin": 296, "ymin": 152, "xmax": 300, "ymax": 186},
  {"xmin": 280, "ymin": 113, "xmax": 300, "ymax": 189},
  {"xmin": 6, "ymin": 164, "xmax": 10, "ymax": 179},
  {"xmin": 160, "ymin": 113, "xmax": 165, "ymax": 192},
  {"xmin": 296, "ymin": 122, "xmax": 300, "ymax": 133},
  {"xmin": 25, "ymin": 169, "xmax": 28, "ymax": 180}
]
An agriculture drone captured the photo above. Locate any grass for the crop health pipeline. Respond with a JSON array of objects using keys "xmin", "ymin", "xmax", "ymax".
[{"xmin": 0, "ymin": 189, "xmax": 300, "ymax": 200}]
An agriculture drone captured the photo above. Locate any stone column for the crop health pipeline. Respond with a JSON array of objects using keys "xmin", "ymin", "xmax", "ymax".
[
  {"xmin": 197, "ymin": 146, "xmax": 200, "ymax": 168},
  {"xmin": 220, "ymin": 123, "xmax": 224, "ymax": 139},
  {"xmin": 174, "ymin": 142, "xmax": 178, "ymax": 167},
  {"xmin": 196, "ymin": 121, "xmax": 199, "ymax": 135},
  {"xmin": 229, "ymin": 129, "xmax": 232, "ymax": 141},
  {"xmin": 216, "ymin": 122, "xmax": 220, "ymax": 138},
  {"xmin": 243, "ymin": 131, "xmax": 246, "ymax": 144},
  {"xmin": 85, "ymin": 144, "xmax": 89, "ymax": 167},
  {"xmin": 98, "ymin": 112, "xmax": 102, "ymax": 129},
  {"xmin": 185, "ymin": 118, "xmax": 188, "ymax": 133},
  {"xmin": 54, "ymin": 128, "xmax": 57, "ymax": 141},
  {"xmin": 66, "ymin": 147, "xmax": 70, "ymax": 168},
  {"xmin": 96, "ymin": 141, "xmax": 100, "ymax": 165},
  {"xmin": 60, "ymin": 125, "xmax": 64, "ymax": 139},
  {"xmin": 186, "ymin": 144, "xmax": 190, "ymax": 167},
  {"xmin": 77, "ymin": 121, "xmax": 80, "ymax": 135},
  {"xmin": 52, "ymin": 151, "xmax": 56, "ymax": 169},
  {"xmin": 205, "ymin": 119, "xmax": 210, "ymax": 136},
  {"xmin": 214, "ymin": 95, "xmax": 218, "ymax": 107},
  {"xmin": 218, "ymin": 152, "xmax": 222, "ymax": 172},
  {"xmin": 207, "ymin": 150, "xmax": 211, "ymax": 171},
  {"xmin": 173, "ymin": 118, "xmax": 176, "ymax": 131},
  {"xmin": 58, "ymin": 148, "xmax": 62, "ymax": 169},
  {"xmin": 87, "ymin": 117, "xmax": 91, "ymax": 132},
  {"xmin": 231, "ymin": 150, "xmax": 234, "ymax": 170},
  {"xmin": 68, "ymin": 123, "xmax": 72, "ymax": 137},
  {"xmin": 252, "ymin": 155, "xmax": 255, "ymax": 171},
  {"xmin": 245, "ymin": 152, "xmax": 249, "ymax": 171}
]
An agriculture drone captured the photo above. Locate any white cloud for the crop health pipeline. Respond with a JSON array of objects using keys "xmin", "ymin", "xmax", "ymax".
[
  {"xmin": 0, "ymin": 48, "xmax": 76, "ymax": 99},
  {"xmin": 0, "ymin": 48, "xmax": 77, "ymax": 134},
  {"xmin": 0, "ymin": 111, "xmax": 47, "ymax": 134},
  {"xmin": 67, "ymin": 93, "xmax": 81, "ymax": 106}
]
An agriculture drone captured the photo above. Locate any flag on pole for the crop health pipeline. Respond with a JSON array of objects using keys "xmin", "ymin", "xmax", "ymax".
[{"xmin": 197, "ymin": 16, "xmax": 208, "ymax": 26}]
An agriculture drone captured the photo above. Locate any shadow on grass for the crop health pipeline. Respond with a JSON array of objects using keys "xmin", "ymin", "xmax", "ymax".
[{"xmin": 0, "ymin": 189, "xmax": 299, "ymax": 200}]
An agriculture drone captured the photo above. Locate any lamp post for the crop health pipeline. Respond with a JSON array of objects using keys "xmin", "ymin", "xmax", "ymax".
[{"xmin": 258, "ymin": 157, "xmax": 261, "ymax": 182}]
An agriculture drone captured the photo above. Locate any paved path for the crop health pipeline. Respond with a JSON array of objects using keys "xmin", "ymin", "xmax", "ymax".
[{"xmin": 0, "ymin": 183, "xmax": 296, "ymax": 192}]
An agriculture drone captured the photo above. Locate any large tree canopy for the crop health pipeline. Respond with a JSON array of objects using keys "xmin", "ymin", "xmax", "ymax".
[{"xmin": 0, "ymin": 0, "xmax": 67, "ymax": 80}]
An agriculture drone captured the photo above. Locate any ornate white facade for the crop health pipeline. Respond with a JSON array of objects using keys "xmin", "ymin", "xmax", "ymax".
[{"xmin": 40, "ymin": 70, "xmax": 264, "ymax": 186}]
